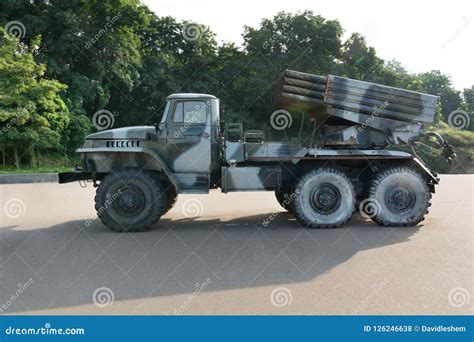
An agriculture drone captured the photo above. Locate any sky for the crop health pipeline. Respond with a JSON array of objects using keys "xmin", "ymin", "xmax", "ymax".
[{"xmin": 143, "ymin": 0, "xmax": 473, "ymax": 90}]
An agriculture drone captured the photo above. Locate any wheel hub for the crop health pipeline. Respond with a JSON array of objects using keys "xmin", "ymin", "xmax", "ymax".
[
  {"xmin": 385, "ymin": 185, "xmax": 415, "ymax": 213},
  {"xmin": 114, "ymin": 186, "xmax": 146, "ymax": 216},
  {"xmin": 310, "ymin": 183, "xmax": 341, "ymax": 214}
]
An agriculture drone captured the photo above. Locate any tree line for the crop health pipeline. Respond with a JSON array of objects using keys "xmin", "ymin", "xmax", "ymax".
[{"xmin": 0, "ymin": 0, "xmax": 472, "ymax": 171}]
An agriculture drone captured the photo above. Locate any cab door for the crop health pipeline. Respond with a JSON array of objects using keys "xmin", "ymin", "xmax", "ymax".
[{"xmin": 165, "ymin": 100, "xmax": 212, "ymax": 191}]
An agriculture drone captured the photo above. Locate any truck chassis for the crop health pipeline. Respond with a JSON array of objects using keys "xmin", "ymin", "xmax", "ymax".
[{"xmin": 59, "ymin": 70, "xmax": 454, "ymax": 232}]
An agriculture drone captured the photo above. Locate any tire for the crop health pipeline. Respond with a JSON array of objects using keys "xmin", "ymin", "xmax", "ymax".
[
  {"xmin": 365, "ymin": 167, "xmax": 431, "ymax": 227},
  {"xmin": 293, "ymin": 168, "xmax": 356, "ymax": 228},
  {"xmin": 95, "ymin": 168, "xmax": 165, "ymax": 232},
  {"xmin": 162, "ymin": 183, "xmax": 178, "ymax": 215},
  {"xmin": 275, "ymin": 190, "xmax": 295, "ymax": 214}
]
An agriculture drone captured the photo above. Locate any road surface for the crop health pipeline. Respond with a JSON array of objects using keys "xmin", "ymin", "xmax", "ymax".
[{"xmin": 0, "ymin": 175, "xmax": 472, "ymax": 314}]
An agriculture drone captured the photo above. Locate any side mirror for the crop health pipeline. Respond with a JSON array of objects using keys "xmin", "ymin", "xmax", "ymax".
[{"xmin": 154, "ymin": 122, "xmax": 160, "ymax": 134}]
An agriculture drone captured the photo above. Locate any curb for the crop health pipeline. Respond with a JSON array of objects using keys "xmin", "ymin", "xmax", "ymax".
[{"xmin": 0, "ymin": 173, "xmax": 58, "ymax": 184}]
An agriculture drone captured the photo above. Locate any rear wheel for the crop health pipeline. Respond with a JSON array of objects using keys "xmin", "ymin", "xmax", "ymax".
[
  {"xmin": 365, "ymin": 167, "xmax": 431, "ymax": 226},
  {"xmin": 293, "ymin": 168, "xmax": 356, "ymax": 228},
  {"xmin": 95, "ymin": 169, "xmax": 165, "ymax": 232}
]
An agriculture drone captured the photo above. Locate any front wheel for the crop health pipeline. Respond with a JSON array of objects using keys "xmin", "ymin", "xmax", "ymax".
[
  {"xmin": 95, "ymin": 169, "xmax": 165, "ymax": 232},
  {"xmin": 162, "ymin": 183, "xmax": 178, "ymax": 215}
]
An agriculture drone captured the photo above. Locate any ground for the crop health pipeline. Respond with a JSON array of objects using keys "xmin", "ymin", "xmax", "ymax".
[{"xmin": 0, "ymin": 175, "xmax": 472, "ymax": 315}]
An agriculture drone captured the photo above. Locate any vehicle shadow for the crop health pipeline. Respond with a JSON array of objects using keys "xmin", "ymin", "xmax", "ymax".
[{"xmin": 0, "ymin": 212, "xmax": 419, "ymax": 313}]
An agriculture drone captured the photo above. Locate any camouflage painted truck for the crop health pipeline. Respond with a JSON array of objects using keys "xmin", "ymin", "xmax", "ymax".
[{"xmin": 59, "ymin": 70, "xmax": 455, "ymax": 232}]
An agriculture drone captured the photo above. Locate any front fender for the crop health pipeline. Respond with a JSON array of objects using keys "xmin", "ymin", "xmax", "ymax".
[{"xmin": 77, "ymin": 147, "xmax": 180, "ymax": 192}]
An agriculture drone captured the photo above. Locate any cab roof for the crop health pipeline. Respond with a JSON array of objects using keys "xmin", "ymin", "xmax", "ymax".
[{"xmin": 167, "ymin": 93, "xmax": 216, "ymax": 100}]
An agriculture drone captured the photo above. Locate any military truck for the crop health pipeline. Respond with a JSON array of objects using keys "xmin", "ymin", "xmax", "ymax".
[{"xmin": 59, "ymin": 70, "xmax": 455, "ymax": 232}]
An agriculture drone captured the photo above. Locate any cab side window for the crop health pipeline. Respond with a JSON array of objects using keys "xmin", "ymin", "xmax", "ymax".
[{"xmin": 172, "ymin": 101, "xmax": 207, "ymax": 124}]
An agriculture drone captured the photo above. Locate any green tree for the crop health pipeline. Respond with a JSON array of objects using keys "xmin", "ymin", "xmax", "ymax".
[
  {"xmin": 461, "ymin": 86, "xmax": 474, "ymax": 131},
  {"xmin": 0, "ymin": 0, "xmax": 145, "ymax": 125},
  {"xmin": 0, "ymin": 29, "xmax": 69, "ymax": 168},
  {"xmin": 463, "ymin": 86, "xmax": 474, "ymax": 112},
  {"xmin": 410, "ymin": 70, "xmax": 463, "ymax": 120},
  {"xmin": 114, "ymin": 14, "xmax": 220, "ymax": 125},
  {"xmin": 378, "ymin": 60, "xmax": 416, "ymax": 88},
  {"xmin": 238, "ymin": 11, "xmax": 343, "ymax": 129},
  {"xmin": 338, "ymin": 33, "xmax": 383, "ymax": 81}
]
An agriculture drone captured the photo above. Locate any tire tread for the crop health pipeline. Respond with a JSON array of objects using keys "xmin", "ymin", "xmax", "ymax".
[
  {"xmin": 367, "ymin": 166, "xmax": 431, "ymax": 227},
  {"xmin": 293, "ymin": 168, "xmax": 356, "ymax": 228},
  {"xmin": 95, "ymin": 168, "xmax": 165, "ymax": 232}
]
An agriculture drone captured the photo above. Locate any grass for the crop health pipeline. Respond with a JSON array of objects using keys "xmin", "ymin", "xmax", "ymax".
[{"xmin": 420, "ymin": 122, "xmax": 474, "ymax": 174}]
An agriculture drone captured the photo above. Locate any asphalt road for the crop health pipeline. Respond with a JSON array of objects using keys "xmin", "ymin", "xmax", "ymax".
[{"xmin": 0, "ymin": 175, "xmax": 472, "ymax": 315}]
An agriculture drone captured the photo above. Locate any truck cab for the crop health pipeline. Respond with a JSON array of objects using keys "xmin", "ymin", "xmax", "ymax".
[
  {"xmin": 156, "ymin": 93, "xmax": 222, "ymax": 193},
  {"xmin": 61, "ymin": 93, "xmax": 221, "ymax": 193}
]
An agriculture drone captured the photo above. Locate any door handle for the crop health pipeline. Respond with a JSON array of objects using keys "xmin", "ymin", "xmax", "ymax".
[{"xmin": 202, "ymin": 132, "xmax": 210, "ymax": 138}]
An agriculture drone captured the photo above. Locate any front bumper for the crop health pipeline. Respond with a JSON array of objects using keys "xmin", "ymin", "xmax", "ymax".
[{"xmin": 58, "ymin": 169, "xmax": 93, "ymax": 184}]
